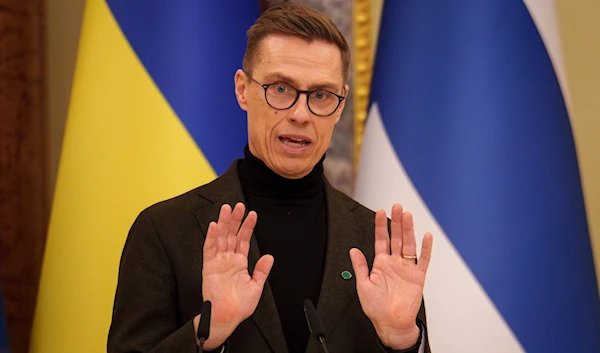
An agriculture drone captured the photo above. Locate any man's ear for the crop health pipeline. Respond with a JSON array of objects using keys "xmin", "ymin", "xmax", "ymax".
[
  {"xmin": 234, "ymin": 69, "xmax": 249, "ymax": 111},
  {"xmin": 334, "ymin": 83, "xmax": 350, "ymax": 123}
]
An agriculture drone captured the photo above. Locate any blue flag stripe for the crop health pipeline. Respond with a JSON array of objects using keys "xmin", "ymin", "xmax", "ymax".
[
  {"xmin": 0, "ymin": 285, "xmax": 9, "ymax": 353},
  {"xmin": 105, "ymin": 0, "xmax": 260, "ymax": 174},
  {"xmin": 371, "ymin": 0, "xmax": 600, "ymax": 352}
]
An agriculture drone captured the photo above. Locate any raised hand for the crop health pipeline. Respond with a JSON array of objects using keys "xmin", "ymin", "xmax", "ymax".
[
  {"xmin": 350, "ymin": 204, "xmax": 433, "ymax": 350},
  {"xmin": 195, "ymin": 203, "xmax": 274, "ymax": 350}
]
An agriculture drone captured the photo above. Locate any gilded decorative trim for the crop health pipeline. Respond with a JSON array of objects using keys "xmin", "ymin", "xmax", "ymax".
[{"xmin": 352, "ymin": 0, "xmax": 372, "ymax": 171}]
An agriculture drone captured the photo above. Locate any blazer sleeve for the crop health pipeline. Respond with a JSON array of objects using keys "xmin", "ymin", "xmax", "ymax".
[
  {"xmin": 107, "ymin": 210, "xmax": 198, "ymax": 353},
  {"xmin": 418, "ymin": 300, "xmax": 431, "ymax": 353}
]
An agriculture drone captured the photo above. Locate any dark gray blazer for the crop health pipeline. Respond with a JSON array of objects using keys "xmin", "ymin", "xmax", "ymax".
[{"xmin": 108, "ymin": 160, "xmax": 430, "ymax": 353}]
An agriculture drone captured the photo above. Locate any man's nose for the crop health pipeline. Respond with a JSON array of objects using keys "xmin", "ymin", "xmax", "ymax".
[{"xmin": 288, "ymin": 93, "xmax": 312, "ymax": 123}]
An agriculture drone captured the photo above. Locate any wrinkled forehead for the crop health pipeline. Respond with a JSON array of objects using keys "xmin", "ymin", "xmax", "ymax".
[{"xmin": 252, "ymin": 34, "xmax": 345, "ymax": 88}]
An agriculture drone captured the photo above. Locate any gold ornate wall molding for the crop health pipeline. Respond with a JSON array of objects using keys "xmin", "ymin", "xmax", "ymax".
[{"xmin": 352, "ymin": 0, "xmax": 372, "ymax": 171}]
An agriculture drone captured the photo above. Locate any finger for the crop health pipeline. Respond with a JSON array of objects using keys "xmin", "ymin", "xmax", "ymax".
[
  {"xmin": 236, "ymin": 211, "xmax": 257, "ymax": 258},
  {"xmin": 216, "ymin": 204, "xmax": 232, "ymax": 252},
  {"xmin": 374, "ymin": 209, "xmax": 390, "ymax": 256},
  {"xmin": 417, "ymin": 232, "xmax": 433, "ymax": 273},
  {"xmin": 203, "ymin": 221, "xmax": 218, "ymax": 261},
  {"xmin": 390, "ymin": 204, "xmax": 404, "ymax": 256},
  {"xmin": 349, "ymin": 248, "xmax": 369, "ymax": 282},
  {"xmin": 401, "ymin": 212, "xmax": 417, "ymax": 259},
  {"xmin": 226, "ymin": 203, "xmax": 245, "ymax": 252},
  {"xmin": 251, "ymin": 254, "xmax": 274, "ymax": 287}
]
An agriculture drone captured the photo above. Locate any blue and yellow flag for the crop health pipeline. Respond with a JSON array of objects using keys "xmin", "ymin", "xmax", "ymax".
[
  {"xmin": 31, "ymin": 1, "xmax": 258, "ymax": 351},
  {"xmin": 356, "ymin": 0, "xmax": 600, "ymax": 352}
]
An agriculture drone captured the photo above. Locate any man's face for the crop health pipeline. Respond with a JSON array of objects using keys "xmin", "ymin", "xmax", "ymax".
[{"xmin": 235, "ymin": 34, "xmax": 348, "ymax": 179}]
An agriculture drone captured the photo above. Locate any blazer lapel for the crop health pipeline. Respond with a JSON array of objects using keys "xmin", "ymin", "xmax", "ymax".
[
  {"xmin": 305, "ymin": 181, "xmax": 362, "ymax": 353},
  {"xmin": 194, "ymin": 161, "xmax": 288, "ymax": 353}
]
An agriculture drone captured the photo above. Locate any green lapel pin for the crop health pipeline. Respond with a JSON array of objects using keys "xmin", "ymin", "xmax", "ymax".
[{"xmin": 341, "ymin": 270, "xmax": 352, "ymax": 280}]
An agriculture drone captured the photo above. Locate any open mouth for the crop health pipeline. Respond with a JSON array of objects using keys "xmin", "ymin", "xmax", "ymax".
[{"xmin": 278, "ymin": 136, "xmax": 311, "ymax": 147}]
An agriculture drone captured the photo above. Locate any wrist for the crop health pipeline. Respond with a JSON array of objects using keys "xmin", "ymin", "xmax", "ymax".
[
  {"xmin": 193, "ymin": 314, "xmax": 233, "ymax": 350},
  {"xmin": 374, "ymin": 323, "xmax": 420, "ymax": 350}
]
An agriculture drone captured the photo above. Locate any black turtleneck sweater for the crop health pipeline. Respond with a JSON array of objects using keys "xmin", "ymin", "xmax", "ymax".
[{"xmin": 238, "ymin": 145, "xmax": 327, "ymax": 353}]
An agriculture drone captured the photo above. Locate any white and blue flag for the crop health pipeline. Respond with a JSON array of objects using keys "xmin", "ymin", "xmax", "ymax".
[{"xmin": 355, "ymin": 1, "xmax": 600, "ymax": 352}]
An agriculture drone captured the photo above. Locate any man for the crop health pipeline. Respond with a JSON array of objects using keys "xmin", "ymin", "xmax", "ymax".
[{"xmin": 108, "ymin": 3, "xmax": 433, "ymax": 353}]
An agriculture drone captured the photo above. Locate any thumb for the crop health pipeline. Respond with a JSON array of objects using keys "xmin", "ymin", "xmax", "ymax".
[
  {"xmin": 251, "ymin": 254, "xmax": 274, "ymax": 286},
  {"xmin": 349, "ymin": 248, "xmax": 369, "ymax": 282}
]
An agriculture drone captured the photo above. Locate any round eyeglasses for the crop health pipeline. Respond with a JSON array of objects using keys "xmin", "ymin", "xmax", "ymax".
[{"xmin": 244, "ymin": 71, "xmax": 345, "ymax": 117}]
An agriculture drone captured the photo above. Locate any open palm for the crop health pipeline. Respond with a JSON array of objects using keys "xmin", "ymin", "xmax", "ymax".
[
  {"xmin": 202, "ymin": 203, "xmax": 274, "ymax": 342},
  {"xmin": 350, "ymin": 204, "xmax": 433, "ymax": 348}
]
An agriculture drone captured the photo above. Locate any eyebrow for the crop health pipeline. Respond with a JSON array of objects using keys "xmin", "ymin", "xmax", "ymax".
[{"xmin": 262, "ymin": 72, "xmax": 341, "ymax": 92}]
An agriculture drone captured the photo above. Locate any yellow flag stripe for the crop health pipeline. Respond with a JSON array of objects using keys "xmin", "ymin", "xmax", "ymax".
[{"xmin": 30, "ymin": 0, "xmax": 217, "ymax": 351}]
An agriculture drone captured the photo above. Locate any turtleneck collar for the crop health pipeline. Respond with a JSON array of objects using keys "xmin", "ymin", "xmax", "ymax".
[{"xmin": 238, "ymin": 144, "xmax": 325, "ymax": 198}]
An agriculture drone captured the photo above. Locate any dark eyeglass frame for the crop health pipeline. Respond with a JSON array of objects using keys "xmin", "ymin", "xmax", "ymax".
[{"xmin": 243, "ymin": 70, "xmax": 346, "ymax": 117}]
